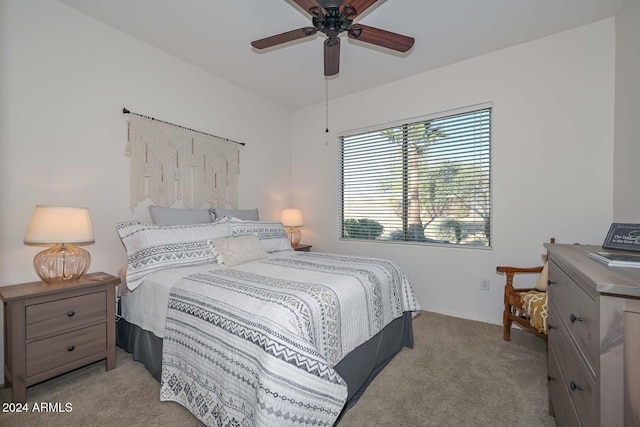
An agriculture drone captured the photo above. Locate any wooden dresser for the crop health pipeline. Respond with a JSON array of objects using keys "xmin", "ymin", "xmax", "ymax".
[
  {"xmin": 546, "ymin": 244, "xmax": 640, "ymax": 427},
  {"xmin": 0, "ymin": 272, "xmax": 119, "ymax": 402}
]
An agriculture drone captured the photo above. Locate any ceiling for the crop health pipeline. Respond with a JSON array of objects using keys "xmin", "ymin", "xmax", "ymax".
[{"xmin": 58, "ymin": 0, "xmax": 623, "ymax": 110}]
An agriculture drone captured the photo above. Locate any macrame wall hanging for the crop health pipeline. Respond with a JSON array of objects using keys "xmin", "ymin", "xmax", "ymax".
[{"xmin": 124, "ymin": 109, "xmax": 243, "ymax": 211}]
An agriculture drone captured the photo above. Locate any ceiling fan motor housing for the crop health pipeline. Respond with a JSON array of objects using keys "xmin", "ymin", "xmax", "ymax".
[
  {"xmin": 318, "ymin": 0, "xmax": 346, "ymax": 9},
  {"xmin": 312, "ymin": 6, "xmax": 354, "ymax": 39}
]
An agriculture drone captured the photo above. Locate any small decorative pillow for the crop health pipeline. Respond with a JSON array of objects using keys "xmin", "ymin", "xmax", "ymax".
[
  {"xmin": 229, "ymin": 218, "xmax": 293, "ymax": 253},
  {"xmin": 212, "ymin": 234, "xmax": 268, "ymax": 266},
  {"xmin": 535, "ymin": 262, "xmax": 550, "ymax": 292},
  {"xmin": 522, "ymin": 290, "xmax": 548, "ymax": 334},
  {"xmin": 213, "ymin": 207, "xmax": 259, "ymax": 221},
  {"xmin": 116, "ymin": 218, "xmax": 232, "ymax": 291},
  {"xmin": 149, "ymin": 206, "xmax": 214, "ymax": 225}
]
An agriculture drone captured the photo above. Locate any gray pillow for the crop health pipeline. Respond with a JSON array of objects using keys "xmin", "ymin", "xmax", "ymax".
[
  {"xmin": 213, "ymin": 208, "xmax": 259, "ymax": 221},
  {"xmin": 149, "ymin": 206, "xmax": 213, "ymax": 225}
]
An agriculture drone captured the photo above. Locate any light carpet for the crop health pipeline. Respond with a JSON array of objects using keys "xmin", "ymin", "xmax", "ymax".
[{"xmin": 0, "ymin": 312, "xmax": 556, "ymax": 427}]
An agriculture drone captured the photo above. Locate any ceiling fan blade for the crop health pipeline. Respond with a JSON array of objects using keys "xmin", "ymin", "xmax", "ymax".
[
  {"xmin": 340, "ymin": 0, "xmax": 378, "ymax": 17},
  {"xmin": 348, "ymin": 24, "xmax": 414, "ymax": 52},
  {"xmin": 292, "ymin": 0, "xmax": 324, "ymax": 15},
  {"xmin": 251, "ymin": 27, "xmax": 318, "ymax": 49},
  {"xmin": 324, "ymin": 38, "xmax": 341, "ymax": 76}
]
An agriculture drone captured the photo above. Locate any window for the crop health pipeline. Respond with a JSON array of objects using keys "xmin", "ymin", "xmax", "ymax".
[{"xmin": 340, "ymin": 105, "xmax": 491, "ymax": 248}]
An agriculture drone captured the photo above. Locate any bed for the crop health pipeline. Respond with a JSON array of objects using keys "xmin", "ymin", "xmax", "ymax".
[{"xmin": 115, "ymin": 217, "xmax": 419, "ymax": 426}]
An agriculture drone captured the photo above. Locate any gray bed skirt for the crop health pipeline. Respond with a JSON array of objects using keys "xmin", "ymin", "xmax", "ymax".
[{"xmin": 116, "ymin": 311, "xmax": 414, "ymax": 415}]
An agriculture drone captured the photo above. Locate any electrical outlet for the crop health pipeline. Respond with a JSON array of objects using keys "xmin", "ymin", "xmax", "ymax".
[{"xmin": 480, "ymin": 279, "xmax": 490, "ymax": 291}]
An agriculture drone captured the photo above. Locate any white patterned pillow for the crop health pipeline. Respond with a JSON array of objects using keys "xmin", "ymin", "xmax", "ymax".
[
  {"xmin": 212, "ymin": 234, "xmax": 267, "ymax": 266},
  {"xmin": 229, "ymin": 218, "xmax": 293, "ymax": 253},
  {"xmin": 116, "ymin": 218, "xmax": 232, "ymax": 291}
]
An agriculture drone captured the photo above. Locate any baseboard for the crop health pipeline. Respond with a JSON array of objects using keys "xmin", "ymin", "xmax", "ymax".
[{"xmin": 418, "ymin": 308, "xmax": 502, "ymax": 327}]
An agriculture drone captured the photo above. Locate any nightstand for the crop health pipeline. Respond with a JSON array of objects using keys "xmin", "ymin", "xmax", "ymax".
[
  {"xmin": 0, "ymin": 272, "xmax": 119, "ymax": 402},
  {"xmin": 292, "ymin": 244, "xmax": 312, "ymax": 252}
]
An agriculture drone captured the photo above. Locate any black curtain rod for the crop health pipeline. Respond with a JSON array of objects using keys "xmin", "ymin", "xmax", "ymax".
[{"xmin": 122, "ymin": 107, "xmax": 246, "ymax": 146}]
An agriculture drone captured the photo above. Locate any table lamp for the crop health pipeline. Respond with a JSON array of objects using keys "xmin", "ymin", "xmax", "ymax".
[
  {"xmin": 24, "ymin": 205, "xmax": 94, "ymax": 284},
  {"xmin": 280, "ymin": 208, "xmax": 303, "ymax": 246}
]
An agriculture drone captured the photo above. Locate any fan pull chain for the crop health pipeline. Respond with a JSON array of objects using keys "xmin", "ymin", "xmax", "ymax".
[{"xmin": 325, "ymin": 79, "xmax": 329, "ymax": 133}]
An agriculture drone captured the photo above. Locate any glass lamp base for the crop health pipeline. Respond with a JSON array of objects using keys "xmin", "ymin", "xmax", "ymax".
[
  {"xmin": 33, "ymin": 243, "xmax": 91, "ymax": 284},
  {"xmin": 285, "ymin": 227, "xmax": 302, "ymax": 246}
]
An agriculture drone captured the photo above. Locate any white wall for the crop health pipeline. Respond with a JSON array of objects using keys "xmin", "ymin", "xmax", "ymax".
[
  {"xmin": 291, "ymin": 19, "xmax": 616, "ymax": 325},
  {"xmin": 0, "ymin": 0, "xmax": 292, "ymax": 380},
  {"xmin": 613, "ymin": 0, "xmax": 640, "ymax": 221}
]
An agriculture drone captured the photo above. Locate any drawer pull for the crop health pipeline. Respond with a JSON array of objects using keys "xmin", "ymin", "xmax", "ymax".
[
  {"xmin": 569, "ymin": 313, "xmax": 583, "ymax": 323},
  {"xmin": 547, "ymin": 280, "xmax": 556, "ymax": 286},
  {"xmin": 67, "ymin": 345, "xmax": 75, "ymax": 352},
  {"xmin": 547, "ymin": 375, "xmax": 555, "ymax": 382},
  {"xmin": 548, "ymin": 324, "xmax": 554, "ymax": 330},
  {"xmin": 67, "ymin": 310, "xmax": 75, "ymax": 317},
  {"xmin": 570, "ymin": 381, "xmax": 583, "ymax": 391}
]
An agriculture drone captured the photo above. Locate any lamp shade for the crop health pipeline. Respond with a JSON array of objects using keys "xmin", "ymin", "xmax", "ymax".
[
  {"xmin": 24, "ymin": 205, "xmax": 94, "ymax": 244},
  {"xmin": 280, "ymin": 208, "xmax": 303, "ymax": 227}
]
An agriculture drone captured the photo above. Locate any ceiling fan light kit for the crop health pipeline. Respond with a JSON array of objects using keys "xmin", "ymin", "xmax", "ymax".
[{"xmin": 251, "ymin": 0, "xmax": 414, "ymax": 76}]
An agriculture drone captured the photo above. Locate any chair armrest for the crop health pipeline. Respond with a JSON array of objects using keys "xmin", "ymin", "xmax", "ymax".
[
  {"xmin": 498, "ymin": 266, "xmax": 545, "ymax": 294},
  {"xmin": 509, "ymin": 287, "xmax": 538, "ymax": 293},
  {"xmin": 496, "ymin": 266, "xmax": 544, "ymax": 274}
]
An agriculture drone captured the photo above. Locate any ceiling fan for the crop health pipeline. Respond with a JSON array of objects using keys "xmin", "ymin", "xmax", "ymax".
[{"xmin": 251, "ymin": 0, "xmax": 415, "ymax": 76}]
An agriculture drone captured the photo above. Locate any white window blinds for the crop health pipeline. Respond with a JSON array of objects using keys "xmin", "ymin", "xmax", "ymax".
[{"xmin": 340, "ymin": 106, "xmax": 491, "ymax": 247}]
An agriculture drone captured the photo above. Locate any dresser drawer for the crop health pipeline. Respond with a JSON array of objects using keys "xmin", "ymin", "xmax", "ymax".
[
  {"xmin": 549, "ymin": 302, "xmax": 598, "ymax": 427},
  {"xmin": 549, "ymin": 343, "xmax": 581, "ymax": 427},
  {"xmin": 26, "ymin": 291, "xmax": 107, "ymax": 340},
  {"xmin": 548, "ymin": 261, "xmax": 599, "ymax": 372},
  {"xmin": 26, "ymin": 323, "xmax": 107, "ymax": 377}
]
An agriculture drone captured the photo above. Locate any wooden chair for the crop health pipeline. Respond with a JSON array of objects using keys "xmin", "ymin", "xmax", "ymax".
[{"xmin": 497, "ymin": 238, "xmax": 555, "ymax": 341}]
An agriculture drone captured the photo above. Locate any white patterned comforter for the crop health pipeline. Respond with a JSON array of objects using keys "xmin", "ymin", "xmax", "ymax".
[{"xmin": 160, "ymin": 252, "xmax": 419, "ymax": 426}]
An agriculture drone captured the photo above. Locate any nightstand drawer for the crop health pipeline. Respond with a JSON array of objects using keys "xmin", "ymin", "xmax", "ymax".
[
  {"xmin": 26, "ymin": 323, "xmax": 107, "ymax": 377},
  {"xmin": 26, "ymin": 291, "xmax": 107, "ymax": 340},
  {"xmin": 548, "ymin": 261, "xmax": 599, "ymax": 372}
]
